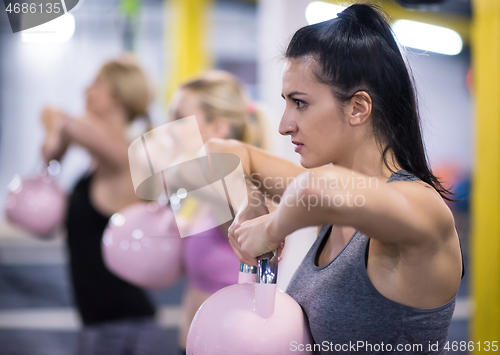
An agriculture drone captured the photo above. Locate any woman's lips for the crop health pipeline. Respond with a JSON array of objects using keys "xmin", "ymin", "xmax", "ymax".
[{"xmin": 292, "ymin": 141, "xmax": 304, "ymax": 153}]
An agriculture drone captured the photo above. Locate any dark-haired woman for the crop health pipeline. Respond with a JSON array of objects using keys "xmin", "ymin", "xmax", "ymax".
[{"xmin": 206, "ymin": 4, "xmax": 462, "ymax": 354}]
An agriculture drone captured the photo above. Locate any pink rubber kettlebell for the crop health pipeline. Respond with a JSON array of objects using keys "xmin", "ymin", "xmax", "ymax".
[
  {"xmin": 5, "ymin": 162, "xmax": 66, "ymax": 239},
  {"xmin": 187, "ymin": 251, "xmax": 313, "ymax": 354},
  {"xmin": 101, "ymin": 202, "xmax": 183, "ymax": 290}
]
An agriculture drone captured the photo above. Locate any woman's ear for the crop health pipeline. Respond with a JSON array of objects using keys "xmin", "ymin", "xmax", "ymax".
[
  {"xmin": 346, "ymin": 91, "xmax": 372, "ymax": 126},
  {"xmin": 211, "ymin": 119, "xmax": 232, "ymax": 139}
]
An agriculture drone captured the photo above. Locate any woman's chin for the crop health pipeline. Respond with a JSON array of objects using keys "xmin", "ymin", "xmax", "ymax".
[
  {"xmin": 299, "ymin": 156, "xmax": 319, "ymax": 169},
  {"xmin": 300, "ymin": 155, "xmax": 332, "ymax": 169}
]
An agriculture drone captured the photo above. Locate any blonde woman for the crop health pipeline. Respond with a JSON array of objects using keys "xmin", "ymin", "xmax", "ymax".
[
  {"xmin": 168, "ymin": 71, "xmax": 271, "ymax": 355},
  {"xmin": 41, "ymin": 56, "xmax": 159, "ymax": 355}
]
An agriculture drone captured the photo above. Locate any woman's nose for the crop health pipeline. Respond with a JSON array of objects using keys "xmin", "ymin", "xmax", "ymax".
[{"xmin": 278, "ymin": 113, "xmax": 297, "ymax": 136}]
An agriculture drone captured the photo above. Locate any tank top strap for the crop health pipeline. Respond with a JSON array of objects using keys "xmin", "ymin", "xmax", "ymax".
[
  {"xmin": 302, "ymin": 224, "xmax": 333, "ymax": 269},
  {"xmin": 387, "ymin": 169, "xmax": 421, "ymax": 183}
]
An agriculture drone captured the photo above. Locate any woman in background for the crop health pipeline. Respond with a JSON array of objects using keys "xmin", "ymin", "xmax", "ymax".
[
  {"xmin": 168, "ymin": 71, "xmax": 272, "ymax": 355},
  {"xmin": 41, "ymin": 56, "xmax": 160, "ymax": 355}
]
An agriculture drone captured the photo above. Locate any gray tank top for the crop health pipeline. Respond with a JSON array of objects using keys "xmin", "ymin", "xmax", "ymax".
[{"xmin": 286, "ymin": 170, "xmax": 456, "ymax": 355}]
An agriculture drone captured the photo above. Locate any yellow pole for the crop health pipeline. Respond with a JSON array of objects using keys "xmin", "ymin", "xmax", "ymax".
[
  {"xmin": 164, "ymin": 0, "xmax": 213, "ymax": 104},
  {"xmin": 471, "ymin": 0, "xmax": 500, "ymax": 348}
]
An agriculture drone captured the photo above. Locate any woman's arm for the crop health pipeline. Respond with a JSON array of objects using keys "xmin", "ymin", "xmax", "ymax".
[
  {"xmin": 205, "ymin": 138, "xmax": 305, "ymax": 200},
  {"xmin": 59, "ymin": 113, "xmax": 129, "ymax": 171},
  {"xmin": 40, "ymin": 107, "xmax": 130, "ymax": 170},
  {"xmin": 41, "ymin": 107, "xmax": 69, "ymax": 163},
  {"xmin": 41, "ymin": 129, "xmax": 69, "ymax": 163},
  {"xmin": 231, "ymin": 165, "xmax": 456, "ymax": 266}
]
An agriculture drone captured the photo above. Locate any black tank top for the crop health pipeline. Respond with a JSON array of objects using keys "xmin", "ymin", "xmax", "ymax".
[{"xmin": 65, "ymin": 173, "xmax": 155, "ymax": 325}]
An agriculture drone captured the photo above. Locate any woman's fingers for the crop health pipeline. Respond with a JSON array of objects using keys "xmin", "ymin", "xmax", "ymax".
[
  {"xmin": 41, "ymin": 107, "xmax": 55, "ymax": 128},
  {"xmin": 228, "ymin": 218, "xmax": 240, "ymax": 237},
  {"xmin": 228, "ymin": 234, "xmax": 257, "ymax": 266},
  {"xmin": 232, "ymin": 215, "xmax": 279, "ymax": 266},
  {"xmin": 41, "ymin": 107, "xmax": 66, "ymax": 133},
  {"xmin": 228, "ymin": 228, "xmax": 246, "ymax": 262},
  {"xmin": 229, "ymin": 224, "xmax": 259, "ymax": 266},
  {"xmin": 276, "ymin": 239, "xmax": 286, "ymax": 262}
]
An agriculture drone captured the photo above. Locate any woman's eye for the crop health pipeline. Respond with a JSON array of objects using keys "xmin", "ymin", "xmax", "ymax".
[{"xmin": 293, "ymin": 99, "xmax": 306, "ymax": 109}]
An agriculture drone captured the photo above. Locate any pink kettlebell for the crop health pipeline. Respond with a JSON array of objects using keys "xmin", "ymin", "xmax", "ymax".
[
  {"xmin": 5, "ymin": 162, "xmax": 66, "ymax": 239},
  {"xmin": 102, "ymin": 202, "xmax": 183, "ymax": 290},
  {"xmin": 187, "ymin": 251, "xmax": 313, "ymax": 354}
]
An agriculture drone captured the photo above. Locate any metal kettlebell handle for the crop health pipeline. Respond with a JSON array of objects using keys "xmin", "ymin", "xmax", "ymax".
[
  {"xmin": 239, "ymin": 263, "xmax": 257, "ymax": 274},
  {"xmin": 257, "ymin": 250, "xmax": 278, "ymax": 284}
]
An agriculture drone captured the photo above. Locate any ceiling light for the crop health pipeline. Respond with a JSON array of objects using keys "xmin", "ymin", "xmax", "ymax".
[
  {"xmin": 392, "ymin": 19, "xmax": 463, "ymax": 55},
  {"xmin": 305, "ymin": 1, "xmax": 347, "ymax": 25}
]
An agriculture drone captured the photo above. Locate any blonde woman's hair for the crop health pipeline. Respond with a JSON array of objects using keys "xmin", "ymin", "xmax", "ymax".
[
  {"xmin": 98, "ymin": 55, "xmax": 152, "ymax": 123},
  {"xmin": 180, "ymin": 70, "xmax": 270, "ymax": 150}
]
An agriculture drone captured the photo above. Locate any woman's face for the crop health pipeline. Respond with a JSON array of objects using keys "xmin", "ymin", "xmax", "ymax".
[
  {"xmin": 279, "ymin": 58, "xmax": 353, "ymax": 168},
  {"xmin": 169, "ymin": 88, "xmax": 229, "ymax": 143},
  {"xmin": 85, "ymin": 74, "xmax": 119, "ymax": 116}
]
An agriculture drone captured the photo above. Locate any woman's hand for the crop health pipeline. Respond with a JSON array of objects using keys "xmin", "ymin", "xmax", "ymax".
[
  {"xmin": 41, "ymin": 108, "xmax": 70, "ymax": 163},
  {"xmin": 228, "ymin": 211, "xmax": 285, "ymax": 267},
  {"xmin": 228, "ymin": 176, "xmax": 286, "ymax": 266},
  {"xmin": 229, "ymin": 202, "xmax": 269, "ymax": 235},
  {"xmin": 41, "ymin": 107, "xmax": 66, "ymax": 133},
  {"xmin": 228, "ymin": 176, "xmax": 269, "ymax": 232}
]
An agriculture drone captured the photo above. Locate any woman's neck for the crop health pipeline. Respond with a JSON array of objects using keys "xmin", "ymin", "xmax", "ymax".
[
  {"xmin": 90, "ymin": 107, "xmax": 129, "ymax": 141},
  {"xmin": 341, "ymin": 135, "xmax": 400, "ymax": 180}
]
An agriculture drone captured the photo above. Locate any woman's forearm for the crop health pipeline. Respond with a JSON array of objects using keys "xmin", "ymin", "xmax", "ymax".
[
  {"xmin": 61, "ymin": 116, "xmax": 129, "ymax": 170},
  {"xmin": 266, "ymin": 171, "xmax": 330, "ymax": 243},
  {"xmin": 205, "ymin": 138, "xmax": 305, "ymax": 199},
  {"xmin": 41, "ymin": 128, "xmax": 69, "ymax": 164}
]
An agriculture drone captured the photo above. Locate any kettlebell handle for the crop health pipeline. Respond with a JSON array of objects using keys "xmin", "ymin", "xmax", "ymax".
[
  {"xmin": 238, "ymin": 250, "xmax": 278, "ymax": 285},
  {"xmin": 257, "ymin": 250, "xmax": 278, "ymax": 284},
  {"xmin": 239, "ymin": 263, "xmax": 257, "ymax": 274}
]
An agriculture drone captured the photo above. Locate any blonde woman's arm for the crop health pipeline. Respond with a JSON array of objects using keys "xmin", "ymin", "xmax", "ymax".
[
  {"xmin": 43, "ymin": 110, "xmax": 130, "ymax": 171},
  {"xmin": 41, "ymin": 107, "xmax": 70, "ymax": 163}
]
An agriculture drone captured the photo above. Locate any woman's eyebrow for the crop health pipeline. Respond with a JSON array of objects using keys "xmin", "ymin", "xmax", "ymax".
[{"xmin": 281, "ymin": 91, "xmax": 308, "ymax": 100}]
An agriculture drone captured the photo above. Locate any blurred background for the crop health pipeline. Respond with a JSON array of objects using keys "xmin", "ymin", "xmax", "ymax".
[{"xmin": 0, "ymin": 0, "xmax": 496, "ymax": 353}]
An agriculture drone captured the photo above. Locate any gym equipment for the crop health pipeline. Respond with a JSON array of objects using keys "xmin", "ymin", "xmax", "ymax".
[
  {"xmin": 102, "ymin": 202, "xmax": 183, "ymax": 290},
  {"xmin": 187, "ymin": 251, "xmax": 313, "ymax": 354},
  {"xmin": 238, "ymin": 262, "xmax": 257, "ymax": 284},
  {"xmin": 5, "ymin": 162, "xmax": 66, "ymax": 239}
]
